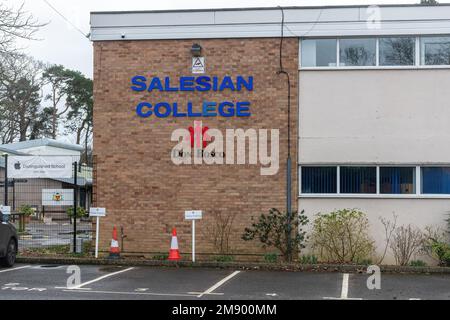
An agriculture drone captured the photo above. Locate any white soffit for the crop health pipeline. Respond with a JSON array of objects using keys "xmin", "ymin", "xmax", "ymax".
[{"xmin": 90, "ymin": 5, "xmax": 450, "ymax": 41}]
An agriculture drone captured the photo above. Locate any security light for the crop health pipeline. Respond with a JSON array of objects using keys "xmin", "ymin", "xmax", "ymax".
[{"xmin": 191, "ymin": 43, "xmax": 202, "ymax": 57}]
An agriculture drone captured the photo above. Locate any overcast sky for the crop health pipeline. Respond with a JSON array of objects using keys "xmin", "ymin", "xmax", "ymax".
[{"xmin": 5, "ymin": 0, "xmax": 447, "ymax": 78}]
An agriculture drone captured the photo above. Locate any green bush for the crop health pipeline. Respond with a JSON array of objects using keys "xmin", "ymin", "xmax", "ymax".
[
  {"xmin": 264, "ymin": 253, "xmax": 278, "ymax": 263},
  {"xmin": 430, "ymin": 240, "xmax": 450, "ymax": 267},
  {"xmin": 242, "ymin": 209, "xmax": 309, "ymax": 262},
  {"xmin": 422, "ymin": 225, "xmax": 450, "ymax": 267},
  {"xmin": 311, "ymin": 209, "xmax": 375, "ymax": 264},
  {"xmin": 152, "ymin": 253, "xmax": 169, "ymax": 260},
  {"xmin": 66, "ymin": 207, "xmax": 87, "ymax": 219},
  {"xmin": 410, "ymin": 260, "xmax": 427, "ymax": 267},
  {"xmin": 19, "ymin": 205, "xmax": 35, "ymax": 216},
  {"xmin": 299, "ymin": 254, "xmax": 318, "ymax": 265},
  {"xmin": 214, "ymin": 255, "xmax": 234, "ymax": 263}
]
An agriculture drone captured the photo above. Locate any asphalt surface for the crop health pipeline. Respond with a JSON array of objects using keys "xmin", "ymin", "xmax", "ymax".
[
  {"xmin": 0, "ymin": 264, "xmax": 449, "ymax": 300},
  {"xmin": 18, "ymin": 222, "xmax": 92, "ymax": 249}
]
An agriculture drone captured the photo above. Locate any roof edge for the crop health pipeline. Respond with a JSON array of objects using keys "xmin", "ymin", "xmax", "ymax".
[{"xmin": 90, "ymin": 3, "xmax": 448, "ymax": 15}]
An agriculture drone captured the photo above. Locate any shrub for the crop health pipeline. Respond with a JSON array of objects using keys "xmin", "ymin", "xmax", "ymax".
[
  {"xmin": 447, "ymin": 213, "xmax": 450, "ymax": 237},
  {"xmin": 390, "ymin": 225, "xmax": 423, "ymax": 266},
  {"xmin": 427, "ymin": 239, "xmax": 450, "ymax": 267},
  {"xmin": 410, "ymin": 260, "xmax": 427, "ymax": 267},
  {"xmin": 299, "ymin": 254, "xmax": 318, "ymax": 265},
  {"xmin": 311, "ymin": 209, "xmax": 374, "ymax": 264},
  {"xmin": 66, "ymin": 207, "xmax": 87, "ymax": 219},
  {"xmin": 202, "ymin": 210, "xmax": 237, "ymax": 256},
  {"xmin": 19, "ymin": 205, "xmax": 35, "ymax": 217},
  {"xmin": 152, "ymin": 253, "xmax": 169, "ymax": 260},
  {"xmin": 242, "ymin": 208, "xmax": 309, "ymax": 262},
  {"xmin": 264, "ymin": 253, "xmax": 278, "ymax": 263},
  {"xmin": 214, "ymin": 255, "xmax": 234, "ymax": 263}
]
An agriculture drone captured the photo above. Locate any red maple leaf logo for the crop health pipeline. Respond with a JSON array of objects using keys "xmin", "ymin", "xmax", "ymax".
[{"xmin": 188, "ymin": 125, "xmax": 212, "ymax": 149}]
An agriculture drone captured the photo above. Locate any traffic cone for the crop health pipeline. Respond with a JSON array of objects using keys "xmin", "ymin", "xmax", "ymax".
[
  {"xmin": 108, "ymin": 226, "xmax": 121, "ymax": 259},
  {"xmin": 168, "ymin": 228, "xmax": 181, "ymax": 261}
]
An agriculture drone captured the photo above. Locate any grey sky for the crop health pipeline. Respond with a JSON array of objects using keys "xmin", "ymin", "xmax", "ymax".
[{"xmin": 6, "ymin": 0, "xmax": 445, "ymax": 78}]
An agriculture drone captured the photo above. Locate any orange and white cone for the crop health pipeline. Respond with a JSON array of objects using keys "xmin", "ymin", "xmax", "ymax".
[
  {"xmin": 109, "ymin": 226, "xmax": 121, "ymax": 259},
  {"xmin": 168, "ymin": 228, "xmax": 181, "ymax": 261}
]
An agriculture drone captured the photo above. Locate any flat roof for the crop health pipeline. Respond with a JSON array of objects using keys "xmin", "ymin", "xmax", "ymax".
[
  {"xmin": 91, "ymin": 3, "xmax": 448, "ymax": 15},
  {"xmin": 90, "ymin": 4, "xmax": 450, "ymax": 41},
  {"xmin": 1, "ymin": 138, "xmax": 83, "ymax": 152}
]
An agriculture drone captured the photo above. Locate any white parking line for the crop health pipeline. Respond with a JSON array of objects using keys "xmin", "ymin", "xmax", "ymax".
[
  {"xmin": 197, "ymin": 271, "xmax": 241, "ymax": 298},
  {"xmin": 341, "ymin": 273, "xmax": 349, "ymax": 299},
  {"xmin": 63, "ymin": 289, "xmax": 195, "ymax": 298},
  {"xmin": 0, "ymin": 265, "xmax": 30, "ymax": 273},
  {"xmin": 65, "ymin": 267, "xmax": 135, "ymax": 290},
  {"xmin": 323, "ymin": 273, "xmax": 363, "ymax": 300}
]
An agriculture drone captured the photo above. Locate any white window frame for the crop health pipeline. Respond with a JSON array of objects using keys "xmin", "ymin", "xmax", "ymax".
[
  {"xmin": 299, "ymin": 35, "xmax": 450, "ymax": 70},
  {"xmin": 299, "ymin": 164, "xmax": 450, "ymax": 199}
]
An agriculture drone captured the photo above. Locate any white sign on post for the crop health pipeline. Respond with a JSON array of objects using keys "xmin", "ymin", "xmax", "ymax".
[
  {"xmin": 90, "ymin": 207, "xmax": 106, "ymax": 217},
  {"xmin": 185, "ymin": 210, "xmax": 203, "ymax": 263},
  {"xmin": 90, "ymin": 208, "xmax": 107, "ymax": 258},
  {"xmin": 0, "ymin": 206, "xmax": 11, "ymax": 223},
  {"xmin": 185, "ymin": 210, "xmax": 203, "ymax": 220},
  {"xmin": 8, "ymin": 156, "xmax": 72, "ymax": 179},
  {"xmin": 0, "ymin": 206, "xmax": 11, "ymax": 214},
  {"xmin": 42, "ymin": 189, "xmax": 74, "ymax": 206}
]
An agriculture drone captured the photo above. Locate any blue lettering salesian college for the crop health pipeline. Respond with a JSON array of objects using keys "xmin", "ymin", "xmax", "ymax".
[{"xmin": 131, "ymin": 75, "xmax": 253, "ymax": 118}]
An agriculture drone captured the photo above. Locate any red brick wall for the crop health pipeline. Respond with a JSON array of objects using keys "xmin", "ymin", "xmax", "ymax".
[{"xmin": 93, "ymin": 38, "xmax": 298, "ymax": 259}]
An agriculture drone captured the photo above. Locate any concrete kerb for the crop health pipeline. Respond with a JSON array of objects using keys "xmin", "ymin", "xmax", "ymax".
[{"xmin": 16, "ymin": 256, "xmax": 450, "ymax": 274}]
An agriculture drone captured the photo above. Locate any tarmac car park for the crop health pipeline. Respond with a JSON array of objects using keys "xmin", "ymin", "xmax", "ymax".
[{"xmin": 0, "ymin": 264, "xmax": 449, "ymax": 300}]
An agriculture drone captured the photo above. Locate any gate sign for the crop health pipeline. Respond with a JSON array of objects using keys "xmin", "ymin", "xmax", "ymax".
[
  {"xmin": 90, "ymin": 208, "xmax": 106, "ymax": 217},
  {"xmin": 0, "ymin": 206, "xmax": 11, "ymax": 215},
  {"xmin": 42, "ymin": 189, "xmax": 74, "ymax": 206},
  {"xmin": 185, "ymin": 210, "xmax": 203, "ymax": 220},
  {"xmin": 8, "ymin": 156, "xmax": 72, "ymax": 179}
]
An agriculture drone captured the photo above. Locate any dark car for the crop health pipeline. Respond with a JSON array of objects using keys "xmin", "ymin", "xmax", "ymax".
[{"xmin": 0, "ymin": 211, "xmax": 18, "ymax": 267}]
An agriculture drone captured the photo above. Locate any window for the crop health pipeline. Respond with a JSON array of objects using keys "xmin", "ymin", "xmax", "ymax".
[
  {"xmin": 421, "ymin": 36, "xmax": 450, "ymax": 65},
  {"xmin": 422, "ymin": 167, "xmax": 450, "ymax": 194},
  {"xmin": 380, "ymin": 167, "xmax": 415, "ymax": 194},
  {"xmin": 300, "ymin": 165, "xmax": 450, "ymax": 196},
  {"xmin": 301, "ymin": 167, "xmax": 337, "ymax": 194},
  {"xmin": 339, "ymin": 38, "xmax": 376, "ymax": 66},
  {"xmin": 301, "ymin": 39, "xmax": 337, "ymax": 67},
  {"xmin": 300, "ymin": 36, "xmax": 450, "ymax": 69},
  {"xmin": 379, "ymin": 37, "xmax": 415, "ymax": 66},
  {"xmin": 340, "ymin": 167, "xmax": 376, "ymax": 194}
]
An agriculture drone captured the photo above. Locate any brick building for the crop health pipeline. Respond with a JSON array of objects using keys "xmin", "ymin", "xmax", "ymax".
[{"xmin": 90, "ymin": 5, "xmax": 450, "ymax": 263}]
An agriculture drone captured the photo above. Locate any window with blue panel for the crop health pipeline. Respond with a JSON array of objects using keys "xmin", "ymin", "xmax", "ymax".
[
  {"xmin": 301, "ymin": 167, "xmax": 337, "ymax": 194},
  {"xmin": 340, "ymin": 167, "xmax": 376, "ymax": 194},
  {"xmin": 380, "ymin": 167, "xmax": 415, "ymax": 194},
  {"xmin": 422, "ymin": 167, "xmax": 450, "ymax": 194}
]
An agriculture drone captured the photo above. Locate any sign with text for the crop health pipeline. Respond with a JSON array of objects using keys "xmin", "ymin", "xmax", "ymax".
[
  {"xmin": 0, "ymin": 206, "xmax": 11, "ymax": 215},
  {"xmin": 185, "ymin": 210, "xmax": 203, "ymax": 220},
  {"xmin": 90, "ymin": 208, "xmax": 106, "ymax": 217},
  {"xmin": 42, "ymin": 189, "xmax": 74, "ymax": 206},
  {"xmin": 8, "ymin": 156, "xmax": 72, "ymax": 179},
  {"xmin": 192, "ymin": 57, "xmax": 205, "ymax": 74}
]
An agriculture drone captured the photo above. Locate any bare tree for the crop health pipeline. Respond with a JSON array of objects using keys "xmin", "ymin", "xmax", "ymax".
[
  {"xmin": 390, "ymin": 224, "xmax": 424, "ymax": 266},
  {"xmin": 377, "ymin": 213, "xmax": 398, "ymax": 265},
  {"xmin": 0, "ymin": 2, "xmax": 43, "ymax": 54},
  {"xmin": 203, "ymin": 210, "xmax": 238, "ymax": 255},
  {"xmin": 420, "ymin": 0, "xmax": 439, "ymax": 5}
]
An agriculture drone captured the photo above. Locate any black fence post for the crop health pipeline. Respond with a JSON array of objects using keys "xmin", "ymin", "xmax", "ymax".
[
  {"xmin": 73, "ymin": 161, "xmax": 78, "ymax": 254},
  {"xmin": 4, "ymin": 154, "xmax": 8, "ymax": 206}
]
